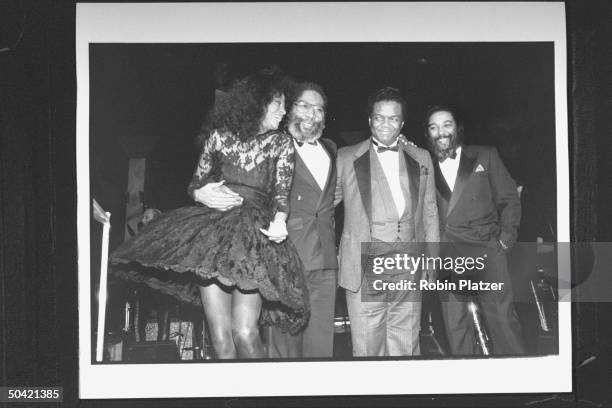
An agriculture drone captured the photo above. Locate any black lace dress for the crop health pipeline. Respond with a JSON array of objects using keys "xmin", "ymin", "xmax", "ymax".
[{"xmin": 110, "ymin": 130, "xmax": 309, "ymax": 333}]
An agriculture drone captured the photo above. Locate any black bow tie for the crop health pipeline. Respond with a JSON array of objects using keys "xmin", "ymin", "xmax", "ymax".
[
  {"xmin": 296, "ymin": 140, "xmax": 318, "ymax": 147},
  {"xmin": 438, "ymin": 149, "xmax": 458, "ymax": 163},
  {"xmin": 372, "ymin": 140, "xmax": 399, "ymax": 153},
  {"xmin": 378, "ymin": 145, "xmax": 399, "ymax": 153}
]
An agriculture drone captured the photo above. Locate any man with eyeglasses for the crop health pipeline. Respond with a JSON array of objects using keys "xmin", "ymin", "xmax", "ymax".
[
  {"xmin": 335, "ymin": 87, "xmax": 439, "ymax": 356},
  {"xmin": 198, "ymin": 81, "xmax": 338, "ymax": 358}
]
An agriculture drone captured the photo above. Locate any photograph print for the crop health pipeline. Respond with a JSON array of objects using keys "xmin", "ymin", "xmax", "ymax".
[{"xmin": 77, "ymin": 2, "xmax": 570, "ymax": 399}]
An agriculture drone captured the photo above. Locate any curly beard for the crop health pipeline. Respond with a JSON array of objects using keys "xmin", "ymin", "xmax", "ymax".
[
  {"xmin": 429, "ymin": 129, "xmax": 462, "ymax": 162},
  {"xmin": 288, "ymin": 112, "xmax": 325, "ymax": 143}
]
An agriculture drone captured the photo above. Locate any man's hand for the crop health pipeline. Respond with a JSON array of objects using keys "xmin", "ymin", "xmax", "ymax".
[
  {"xmin": 425, "ymin": 268, "xmax": 437, "ymax": 285},
  {"xmin": 260, "ymin": 219, "xmax": 288, "ymax": 243},
  {"xmin": 398, "ymin": 134, "xmax": 417, "ymax": 148},
  {"xmin": 193, "ymin": 180, "xmax": 243, "ymax": 211},
  {"xmin": 265, "ymin": 307, "xmax": 284, "ymax": 324},
  {"xmin": 498, "ymin": 239, "xmax": 509, "ymax": 252}
]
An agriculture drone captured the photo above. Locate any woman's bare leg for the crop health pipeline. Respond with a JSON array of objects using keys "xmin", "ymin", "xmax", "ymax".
[
  {"xmin": 231, "ymin": 289, "xmax": 265, "ymax": 358},
  {"xmin": 199, "ymin": 283, "xmax": 236, "ymax": 359}
]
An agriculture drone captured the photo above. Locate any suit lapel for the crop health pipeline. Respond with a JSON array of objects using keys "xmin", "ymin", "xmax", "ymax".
[
  {"xmin": 433, "ymin": 159, "xmax": 452, "ymax": 202},
  {"xmin": 354, "ymin": 145, "xmax": 372, "ymax": 222},
  {"xmin": 447, "ymin": 149, "xmax": 476, "ymax": 216},
  {"xmin": 316, "ymin": 139, "xmax": 335, "ymax": 209},
  {"xmin": 401, "ymin": 150, "xmax": 420, "ymax": 216}
]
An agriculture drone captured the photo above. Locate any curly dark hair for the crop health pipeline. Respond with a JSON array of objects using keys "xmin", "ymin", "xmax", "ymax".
[{"xmin": 198, "ymin": 67, "xmax": 293, "ymax": 144}]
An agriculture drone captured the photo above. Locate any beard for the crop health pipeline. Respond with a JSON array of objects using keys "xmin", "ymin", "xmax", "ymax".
[
  {"xmin": 288, "ymin": 113, "xmax": 325, "ymax": 143},
  {"xmin": 429, "ymin": 129, "xmax": 462, "ymax": 161}
]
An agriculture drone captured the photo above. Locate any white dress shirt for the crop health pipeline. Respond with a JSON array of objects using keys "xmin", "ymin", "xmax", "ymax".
[
  {"xmin": 439, "ymin": 146, "xmax": 462, "ymax": 191},
  {"xmin": 373, "ymin": 139, "xmax": 405, "ymax": 217},
  {"xmin": 294, "ymin": 139, "xmax": 330, "ymax": 190}
]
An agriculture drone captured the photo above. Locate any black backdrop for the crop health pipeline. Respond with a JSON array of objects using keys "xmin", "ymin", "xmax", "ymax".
[{"xmin": 1, "ymin": 1, "xmax": 612, "ymax": 407}]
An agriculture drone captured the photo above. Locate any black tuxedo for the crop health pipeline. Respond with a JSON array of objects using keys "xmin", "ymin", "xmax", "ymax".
[
  {"xmin": 433, "ymin": 145, "xmax": 525, "ymax": 355},
  {"xmin": 287, "ymin": 138, "xmax": 338, "ymax": 272},
  {"xmin": 435, "ymin": 145, "xmax": 520, "ymax": 249},
  {"xmin": 267, "ymin": 138, "xmax": 338, "ymax": 358}
]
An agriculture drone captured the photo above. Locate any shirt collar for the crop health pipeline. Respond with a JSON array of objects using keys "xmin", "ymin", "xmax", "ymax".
[
  {"xmin": 294, "ymin": 138, "xmax": 319, "ymax": 148},
  {"xmin": 371, "ymin": 138, "xmax": 399, "ymax": 149}
]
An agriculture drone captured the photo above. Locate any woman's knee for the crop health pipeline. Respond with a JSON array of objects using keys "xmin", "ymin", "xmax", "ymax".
[
  {"xmin": 231, "ymin": 324, "xmax": 260, "ymax": 345},
  {"xmin": 209, "ymin": 325, "xmax": 233, "ymax": 346},
  {"xmin": 208, "ymin": 327, "xmax": 235, "ymax": 357}
]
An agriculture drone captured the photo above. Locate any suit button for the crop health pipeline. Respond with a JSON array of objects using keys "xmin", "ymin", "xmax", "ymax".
[{"xmin": 315, "ymin": 213, "xmax": 318, "ymax": 218}]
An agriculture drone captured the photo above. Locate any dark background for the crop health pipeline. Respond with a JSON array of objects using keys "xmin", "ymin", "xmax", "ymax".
[{"xmin": 1, "ymin": 1, "xmax": 611, "ymax": 407}]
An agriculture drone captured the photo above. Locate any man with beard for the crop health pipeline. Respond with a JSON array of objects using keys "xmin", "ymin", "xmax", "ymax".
[
  {"xmin": 425, "ymin": 105, "xmax": 525, "ymax": 355},
  {"xmin": 335, "ymin": 87, "xmax": 439, "ymax": 356},
  {"xmin": 198, "ymin": 82, "xmax": 338, "ymax": 358}
]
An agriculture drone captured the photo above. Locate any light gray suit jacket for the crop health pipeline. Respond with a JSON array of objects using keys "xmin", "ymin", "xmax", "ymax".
[{"xmin": 335, "ymin": 138, "xmax": 440, "ymax": 292}]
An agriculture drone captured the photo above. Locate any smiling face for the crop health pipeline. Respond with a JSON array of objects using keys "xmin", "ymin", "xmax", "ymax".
[
  {"xmin": 369, "ymin": 100, "xmax": 404, "ymax": 146},
  {"xmin": 426, "ymin": 110, "xmax": 461, "ymax": 159},
  {"xmin": 259, "ymin": 94, "xmax": 286, "ymax": 133},
  {"xmin": 288, "ymin": 89, "xmax": 326, "ymax": 143}
]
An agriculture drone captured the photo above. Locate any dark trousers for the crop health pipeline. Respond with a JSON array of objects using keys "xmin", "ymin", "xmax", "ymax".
[
  {"xmin": 267, "ymin": 269, "xmax": 337, "ymax": 358},
  {"xmin": 441, "ymin": 249, "xmax": 525, "ymax": 355}
]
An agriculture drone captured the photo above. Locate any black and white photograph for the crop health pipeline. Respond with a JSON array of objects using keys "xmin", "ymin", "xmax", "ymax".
[
  {"xmin": 74, "ymin": 2, "xmax": 572, "ymax": 399},
  {"xmin": 7, "ymin": 0, "xmax": 612, "ymax": 406},
  {"xmin": 89, "ymin": 40, "xmax": 559, "ymax": 364}
]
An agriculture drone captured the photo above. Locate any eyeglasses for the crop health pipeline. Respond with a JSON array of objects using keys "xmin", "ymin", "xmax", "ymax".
[{"xmin": 293, "ymin": 101, "xmax": 325, "ymax": 116}]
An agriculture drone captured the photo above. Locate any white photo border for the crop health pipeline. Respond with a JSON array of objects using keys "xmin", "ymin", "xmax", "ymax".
[{"xmin": 76, "ymin": 2, "xmax": 571, "ymax": 399}]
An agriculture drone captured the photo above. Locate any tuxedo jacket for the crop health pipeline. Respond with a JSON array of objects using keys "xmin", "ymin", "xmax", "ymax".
[
  {"xmin": 287, "ymin": 138, "xmax": 338, "ymax": 272},
  {"xmin": 433, "ymin": 145, "xmax": 521, "ymax": 254},
  {"xmin": 335, "ymin": 139, "xmax": 440, "ymax": 292}
]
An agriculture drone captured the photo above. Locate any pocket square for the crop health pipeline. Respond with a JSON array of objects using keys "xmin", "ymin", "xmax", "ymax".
[{"xmin": 475, "ymin": 164, "xmax": 485, "ymax": 173}]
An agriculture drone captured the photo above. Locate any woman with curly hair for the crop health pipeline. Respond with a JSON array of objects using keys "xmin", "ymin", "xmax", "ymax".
[{"xmin": 110, "ymin": 68, "xmax": 309, "ymax": 359}]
